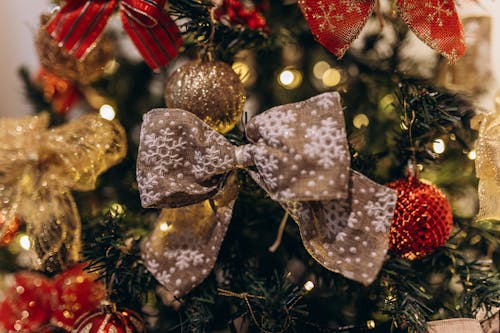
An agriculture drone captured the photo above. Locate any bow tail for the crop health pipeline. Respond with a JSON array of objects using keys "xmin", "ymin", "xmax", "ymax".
[
  {"xmin": 476, "ymin": 112, "xmax": 500, "ymax": 220},
  {"xmin": 298, "ymin": 0, "xmax": 375, "ymax": 58},
  {"xmin": 284, "ymin": 171, "xmax": 397, "ymax": 285},
  {"xmin": 19, "ymin": 171, "xmax": 81, "ymax": 273},
  {"xmin": 45, "ymin": 0, "xmax": 117, "ymax": 59},
  {"xmin": 397, "ymin": 0, "xmax": 465, "ymax": 61},
  {"xmin": 120, "ymin": 7, "xmax": 182, "ymax": 71},
  {"xmin": 141, "ymin": 173, "xmax": 238, "ymax": 297}
]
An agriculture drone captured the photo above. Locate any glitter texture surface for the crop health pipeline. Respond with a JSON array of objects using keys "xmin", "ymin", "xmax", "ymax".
[
  {"xmin": 164, "ymin": 59, "xmax": 246, "ymax": 134},
  {"xmin": 387, "ymin": 177, "xmax": 453, "ymax": 260}
]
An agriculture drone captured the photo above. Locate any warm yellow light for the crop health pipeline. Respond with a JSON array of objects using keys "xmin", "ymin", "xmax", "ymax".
[
  {"xmin": 279, "ymin": 70, "xmax": 294, "ymax": 85},
  {"xmin": 160, "ymin": 222, "xmax": 171, "ymax": 232},
  {"xmin": 19, "ymin": 235, "xmax": 31, "ymax": 250},
  {"xmin": 278, "ymin": 69, "xmax": 302, "ymax": 89},
  {"xmin": 353, "ymin": 114, "xmax": 369, "ymax": 128},
  {"xmin": 99, "ymin": 104, "xmax": 116, "ymax": 120},
  {"xmin": 379, "ymin": 94, "xmax": 395, "ymax": 111},
  {"xmin": 303, "ymin": 280, "xmax": 315, "ymax": 291},
  {"xmin": 103, "ymin": 59, "xmax": 119, "ymax": 75},
  {"xmin": 322, "ymin": 68, "xmax": 341, "ymax": 87},
  {"xmin": 366, "ymin": 320, "xmax": 376, "ymax": 329},
  {"xmin": 313, "ymin": 61, "xmax": 330, "ymax": 79},
  {"xmin": 467, "ymin": 150, "xmax": 477, "ymax": 160},
  {"xmin": 432, "ymin": 139, "xmax": 446, "ymax": 154},
  {"xmin": 232, "ymin": 61, "xmax": 251, "ymax": 84}
]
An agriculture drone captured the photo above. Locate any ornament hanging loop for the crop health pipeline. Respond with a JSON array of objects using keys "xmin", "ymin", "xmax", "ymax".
[{"xmin": 201, "ymin": 6, "xmax": 218, "ymax": 62}]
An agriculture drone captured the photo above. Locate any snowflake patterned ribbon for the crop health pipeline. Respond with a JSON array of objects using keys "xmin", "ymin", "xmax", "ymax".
[
  {"xmin": 427, "ymin": 317, "xmax": 495, "ymax": 333},
  {"xmin": 298, "ymin": 0, "xmax": 465, "ymax": 62},
  {"xmin": 137, "ymin": 92, "xmax": 397, "ymax": 296},
  {"xmin": 0, "ymin": 113, "xmax": 127, "ymax": 272}
]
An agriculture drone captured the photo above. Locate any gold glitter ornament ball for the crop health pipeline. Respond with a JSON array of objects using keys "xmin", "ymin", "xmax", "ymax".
[
  {"xmin": 165, "ymin": 60, "xmax": 246, "ymax": 133},
  {"xmin": 35, "ymin": 14, "xmax": 114, "ymax": 85}
]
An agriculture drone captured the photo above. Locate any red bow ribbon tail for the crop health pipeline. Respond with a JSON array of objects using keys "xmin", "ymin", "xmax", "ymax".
[
  {"xmin": 397, "ymin": 0, "xmax": 465, "ymax": 62},
  {"xmin": 120, "ymin": 0, "xmax": 183, "ymax": 70},
  {"xmin": 46, "ymin": 0, "xmax": 117, "ymax": 59},
  {"xmin": 298, "ymin": 0, "xmax": 375, "ymax": 58}
]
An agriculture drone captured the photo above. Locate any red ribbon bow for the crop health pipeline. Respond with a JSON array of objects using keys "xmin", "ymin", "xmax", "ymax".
[
  {"xmin": 46, "ymin": 0, "xmax": 182, "ymax": 70},
  {"xmin": 298, "ymin": 0, "xmax": 465, "ymax": 62}
]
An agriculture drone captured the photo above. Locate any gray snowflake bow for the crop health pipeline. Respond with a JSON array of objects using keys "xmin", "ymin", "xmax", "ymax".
[{"xmin": 136, "ymin": 92, "xmax": 397, "ymax": 297}]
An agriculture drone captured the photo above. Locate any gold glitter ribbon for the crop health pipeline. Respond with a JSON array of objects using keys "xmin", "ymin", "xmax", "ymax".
[
  {"xmin": 137, "ymin": 92, "xmax": 398, "ymax": 297},
  {"xmin": 0, "ymin": 113, "xmax": 127, "ymax": 272},
  {"xmin": 475, "ymin": 94, "xmax": 500, "ymax": 221}
]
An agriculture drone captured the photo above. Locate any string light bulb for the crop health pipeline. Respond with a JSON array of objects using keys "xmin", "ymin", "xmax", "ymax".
[
  {"xmin": 467, "ymin": 150, "xmax": 477, "ymax": 160},
  {"xmin": 232, "ymin": 61, "xmax": 252, "ymax": 85},
  {"xmin": 160, "ymin": 222, "xmax": 171, "ymax": 232},
  {"xmin": 19, "ymin": 234, "xmax": 31, "ymax": 250},
  {"xmin": 278, "ymin": 68, "xmax": 303, "ymax": 89},
  {"xmin": 366, "ymin": 320, "xmax": 376, "ymax": 329},
  {"xmin": 99, "ymin": 104, "xmax": 116, "ymax": 120},
  {"xmin": 303, "ymin": 280, "xmax": 315, "ymax": 291},
  {"xmin": 432, "ymin": 139, "xmax": 446, "ymax": 154}
]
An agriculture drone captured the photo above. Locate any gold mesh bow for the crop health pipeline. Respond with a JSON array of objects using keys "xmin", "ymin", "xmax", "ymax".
[
  {"xmin": 476, "ymin": 96, "xmax": 500, "ymax": 221},
  {"xmin": 137, "ymin": 93, "xmax": 397, "ymax": 296},
  {"xmin": 0, "ymin": 113, "xmax": 127, "ymax": 272}
]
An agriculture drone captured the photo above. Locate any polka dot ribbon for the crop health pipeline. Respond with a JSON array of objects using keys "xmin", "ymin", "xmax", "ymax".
[
  {"xmin": 45, "ymin": 0, "xmax": 182, "ymax": 71},
  {"xmin": 136, "ymin": 92, "xmax": 397, "ymax": 297},
  {"xmin": 427, "ymin": 316, "xmax": 498, "ymax": 333},
  {"xmin": 298, "ymin": 0, "xmax": 465, "ymax": 62}
]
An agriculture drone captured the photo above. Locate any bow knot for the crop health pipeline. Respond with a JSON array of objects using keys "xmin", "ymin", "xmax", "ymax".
[
  {"xmin": 233, "ymin": 145, "xmax": 254, "ymax": 168},
  {"xmin": 138, "ymin": 93, "xmax": 397, "ymax": 296}
]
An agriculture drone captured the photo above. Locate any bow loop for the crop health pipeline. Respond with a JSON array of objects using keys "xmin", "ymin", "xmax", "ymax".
[
  {"xmin": 245, "ymin": 92, "xmax": 349, "ymax": 201},
  {"xmin": 0, "ymin": 113, "xmax": 127, "ymax": 272},
  {"xmin": 41, "ymin": 115, "xmax": 127, "ymax": 191},
  {"xmin": 137, "ymin": 109, "xmax": 235, "ymax": 208},
  {"xmin": 298, "ymin": 0, "xmax": 465, "ymax": 61},
  {"xmin": 120, "ymin": 0, "xmax": 166, "ymax": 28},
  {"xmin": 0, "ymin": 113, "xmax": 49, "ymax": 172},
  {"xmin": 46, "ymin": 0, "xmax": 181, "ymax": 70}
]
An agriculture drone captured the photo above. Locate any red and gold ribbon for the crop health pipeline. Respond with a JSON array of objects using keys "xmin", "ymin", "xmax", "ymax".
[
  {"xmin": 298, "ymin": 0, "xmax": 465, "ymax": 62},
  {"xmin": 46, "ymin": 0, "xmax": 182, "ymax": 70}
]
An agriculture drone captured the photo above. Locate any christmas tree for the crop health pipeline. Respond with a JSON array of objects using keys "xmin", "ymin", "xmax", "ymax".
[{"xmin": 1, "ymin": 0, "xmax": 500, "ymax": 332}]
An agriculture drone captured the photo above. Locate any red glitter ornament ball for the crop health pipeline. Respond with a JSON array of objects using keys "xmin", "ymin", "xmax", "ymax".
[
  {"xmin": 50, "ymin": 263, "xmax": 106, "ymax": 330},
  {"xmin": 0, "ymin": 272, "xmax": 52, "ymax": 332},
  {"xmin": 387, "ymin": 177, "xmax": 453, "ymax": 260},
  {"xmin": 71, "ymin": 305, "xmax": 145, "ymax": 333}
]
